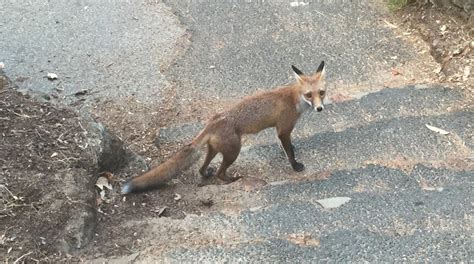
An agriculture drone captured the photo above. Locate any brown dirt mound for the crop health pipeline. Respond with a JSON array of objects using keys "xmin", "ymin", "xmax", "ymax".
[
  {"xmin": 391, "ymin": 2, "xmax": 473, "ymax": 94},
  {"xmin": 0, "ymin": 75, "xmax": 97, "ymax": 262}
]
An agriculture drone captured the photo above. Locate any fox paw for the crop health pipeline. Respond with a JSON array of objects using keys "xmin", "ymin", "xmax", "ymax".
[
  {"xmin": 200, "ymin": 167, "xmax": 216, "ymax": 178},
  {"xmin": 292, "ymin": 162, "xmax": 305, "ymax": 172}
]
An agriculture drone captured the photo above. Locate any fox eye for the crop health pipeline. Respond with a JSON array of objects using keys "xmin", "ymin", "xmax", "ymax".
[
  {"xmin": 304, "ymin": 92, "xmax": 312, "ymax": 99},
  {"xmin": 319, "ymin": 90, "xmax": 326, "ymax": 96}
]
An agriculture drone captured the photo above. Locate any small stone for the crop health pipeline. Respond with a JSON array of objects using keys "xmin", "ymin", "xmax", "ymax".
[
  {"xmin": 316, "ymin": 197, "xmax": 351, "ymax": 209},
  {"xmin": 41, "ymin": 93, "xmax": 51, "ymax": 101},
  {"xmin": 47, "ymin": 73, "xmax": 58, "ymax": 80},
  {"xmin": 463, "ymin": 66, "xmax": 471, "ymax": 82},
  {"xmin": 452, "ymin": 48, "xmax": 462, "ymax": 55},
  {"xmin": 414, "ymin": 84, "xmax": 429, "ymax": 89}
]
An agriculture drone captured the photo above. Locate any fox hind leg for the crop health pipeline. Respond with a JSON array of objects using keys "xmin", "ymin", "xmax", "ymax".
[
  {"xmin": 199, "ymin": 144, "xmax": 217, "ymax": 178},
  {"xmin": 214, "ymin": 135, "xmax": 242, "ymax": 183}
]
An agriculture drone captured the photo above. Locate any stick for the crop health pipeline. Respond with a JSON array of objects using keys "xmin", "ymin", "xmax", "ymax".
[{"xmin": 13, "ymin": 251, "xmax": 33, "ymax": 264}]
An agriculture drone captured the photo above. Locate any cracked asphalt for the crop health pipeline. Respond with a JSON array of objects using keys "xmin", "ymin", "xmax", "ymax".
[
  {"xmin": 0, "ymin": 0, "xmax": 183, "ymax": 105},
  {"xmin": 169, "ymin": 165, "xmax": 471, "ymax": 262}
]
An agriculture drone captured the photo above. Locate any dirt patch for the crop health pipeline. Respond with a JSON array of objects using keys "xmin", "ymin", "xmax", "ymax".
[
  {"xmin": 389, "ymin": 3, "xmax": 473, "ymax": 95},
  {"xmin": 0, "ymin": 75, "xmax": 98, "ymax": 262},
  {"xmin": 285, "ymin": 233, "xmax": 320, "ymax": 247},
  {"xmin": 77, "ymin": 170, "xmax": 269, "ymax": 259}
]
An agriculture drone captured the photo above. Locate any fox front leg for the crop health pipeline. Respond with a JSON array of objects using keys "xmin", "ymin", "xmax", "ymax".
[{"xmin": 278, "ymin": 131, "xmax": 304, "ymax": 172}]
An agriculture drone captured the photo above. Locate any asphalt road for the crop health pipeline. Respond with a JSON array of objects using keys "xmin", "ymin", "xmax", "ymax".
[
  {"xmin": 0, "ymin": 0, "xmax": 183, "ymax": 105},
  {"xmin": 167, "ymin": 165, "xmax": 472, "ymax": 262}
]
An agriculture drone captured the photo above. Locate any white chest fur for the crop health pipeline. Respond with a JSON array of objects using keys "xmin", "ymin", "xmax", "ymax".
[{"xmin": 296, "ymin": 95, "xmax": 312, "ymax": 113}]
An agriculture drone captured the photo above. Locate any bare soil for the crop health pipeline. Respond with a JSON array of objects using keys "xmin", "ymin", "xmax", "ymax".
[
  {"xmin": 0, "ymin": 75, "xmax": 96, "ymax": 262},
  {"xmin": 390, "ymin": 2, "xmax": 473, "ymax": 94}
]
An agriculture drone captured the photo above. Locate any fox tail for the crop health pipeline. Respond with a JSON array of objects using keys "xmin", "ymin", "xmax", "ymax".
[{"xmin": 121, "ymin": 130, "xmax": 209, "ymax": 194}]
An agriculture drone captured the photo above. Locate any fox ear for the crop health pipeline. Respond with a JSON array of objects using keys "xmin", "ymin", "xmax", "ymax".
[
  {"xmin": 292, "ymin": 65, "xmax": 304, "ymax": 82},
  {"xmin": 316, "ymin": 61, "xmax": 325, "ymax": 79}
]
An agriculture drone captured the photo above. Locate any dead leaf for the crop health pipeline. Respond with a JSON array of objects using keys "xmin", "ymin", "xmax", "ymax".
[
  {"xmin": 286, "ymin": 233, "xmax": 320, "ymax": 247},
  {"xmin": 329, "ymin": 93, "xmax": 352, "ymax": 103},
  {"xmin": 314, "ymin": 170, "xmax": 331, "ymax": 180},
  {"xmin": 391, "ymin": 68, "xmax": 402, "ymax": 76},
  {"xmin": 452, "ymin": 48, "xmax": 463, "ymax": 56},
  {"xmin": 74, "ymin": 90, "xmax": 88, "ymax": 96},
  {"xmin": 463, "ymin": 66, "xmax": 471, "ymax": 82},
  {"xmin": 100, "ymin": 171, "xmax": 114, "ymax": 181},
  {"xmin": 200, "ymin": 199, "xmax": 214, "ymax": 207},
  {"xmin": 151, "ymin": 206, "xmax": 168, "ymax": 217},
  {"xmin": 383, "ymin": 19, "xmax": 398, "ymax": 29},
  {"xmin": 316, "ymin": 197, "xmax": 351, "ymax": 209},
  {"xmin": 95, "ymin": 176, "xmax": 113, "ymax": 190},
  {"xmin": 99, "ymin": 190, "xmax": 106, "ymax": 200},
  {"xmin": 422, "ymin": 187, "xmax": 444, "ymax": 192},
  {"xmin": 269, "ymin": 180, "xmax": 290, "ymax": 186},
  {"xmin": 249, "ymin": 206, "xmax": 263, "ymax": 212},
  {"xmin": 425, "ymin": 124, "xmax": 449, "ymax": 135},
  {"xmin": 433, "ymin": 66, "xmax": 442, "ymax": 74},
  {"xmin": 290, "ymin": 1, "xmax": 308, "ymax": 7},
  {"xmin": 96, "ymin": 196, "xmax": 103, "ymax": 206},
  {"xmin": 50, "ymin": 152, "xmax": 58, "ymax": 158},
  {"xmin": 47, "ymin": 73, "xmax": 58, "ymax": 80},
  {"xmin": 125, "ymin": 252, "xmax": 140, "ymax": 262},
  {"xmin": 238, "ymin": 177, "xmax": 268, "ymax": 192}
]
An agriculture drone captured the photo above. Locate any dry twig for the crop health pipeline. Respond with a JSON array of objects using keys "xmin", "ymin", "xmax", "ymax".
[{"xmin": 13, "ymin": 251, "xmax": 33, "ymax": 264}]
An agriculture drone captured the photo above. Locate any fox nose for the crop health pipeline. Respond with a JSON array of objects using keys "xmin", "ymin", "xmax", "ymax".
[{"xmin": 316, "ymin": 106, "xmax": 323, "ymax": 112}]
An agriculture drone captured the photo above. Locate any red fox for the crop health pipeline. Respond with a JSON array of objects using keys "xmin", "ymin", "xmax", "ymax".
[{"xmin": 122, "ymin": 61, "xmax": 327, "ymax": 194}]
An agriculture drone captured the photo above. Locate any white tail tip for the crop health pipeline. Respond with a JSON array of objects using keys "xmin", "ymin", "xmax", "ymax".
[{"xmin": 121, "ymin": 182, "xmax": 132, "ymax": 194}]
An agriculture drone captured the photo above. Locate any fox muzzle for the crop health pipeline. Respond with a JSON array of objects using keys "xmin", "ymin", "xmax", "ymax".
[{"xmin": 313, "ymin": 97, "xmax": 324, "ymax": 112}]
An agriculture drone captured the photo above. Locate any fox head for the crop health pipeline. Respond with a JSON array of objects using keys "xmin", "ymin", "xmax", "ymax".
[{"xmin": 292, "ymin": 61, "xmax": 326, "ymax": 112}]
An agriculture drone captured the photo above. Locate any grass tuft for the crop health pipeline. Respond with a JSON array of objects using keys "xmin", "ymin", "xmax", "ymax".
[{"xmin": 387, "ymin": 0, "xmax": 413, "ymax": 11}]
